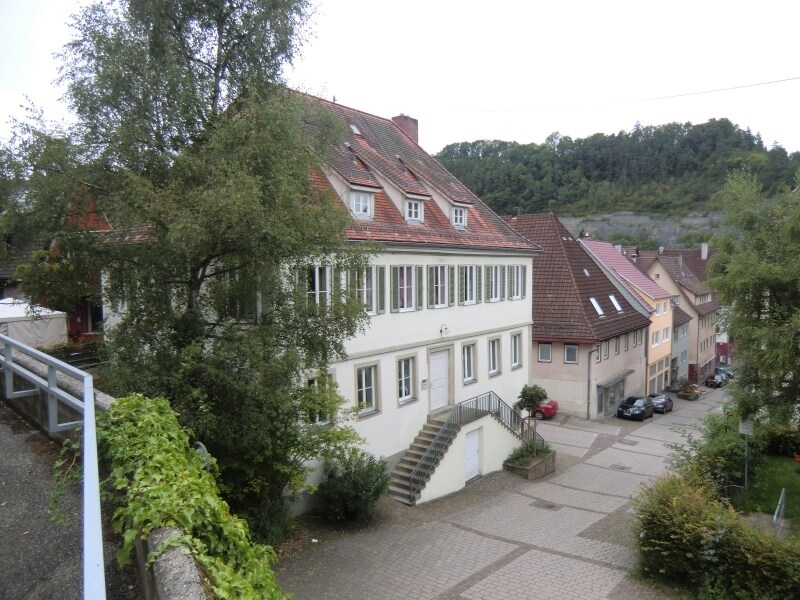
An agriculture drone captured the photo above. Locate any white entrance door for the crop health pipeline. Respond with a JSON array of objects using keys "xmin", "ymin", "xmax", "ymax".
[
  {"xmin": 465, "ymin": 429, "xmax": 480, "ymax": 480},
  {"xmin": 429, "ymin": 351, "xmax": 448, "ymax": 411}
]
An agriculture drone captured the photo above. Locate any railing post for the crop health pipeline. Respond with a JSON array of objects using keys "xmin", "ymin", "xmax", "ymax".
[
  {"xmin": 47, "ymin": 365, "xmax": 58, "ymax": 433},
  {"xmin": 4, "ymin": 342, "xmax": 13, "ymax": 399}
]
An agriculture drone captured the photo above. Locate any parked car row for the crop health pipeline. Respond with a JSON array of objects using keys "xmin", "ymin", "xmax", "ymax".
[{"xmin": 616, "ymin": 393, "xmax": 674, "ymax": 421}]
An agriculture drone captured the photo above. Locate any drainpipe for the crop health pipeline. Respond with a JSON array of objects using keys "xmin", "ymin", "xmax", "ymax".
[{"xmin": 587, "ymin": 345, "xmax": 598, "ymax": 419}]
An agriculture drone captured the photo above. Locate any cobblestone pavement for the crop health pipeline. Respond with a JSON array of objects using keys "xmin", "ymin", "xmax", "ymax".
[{"xmin": 275, "ymin": 390, "xmax": 726, "ymax": 600}]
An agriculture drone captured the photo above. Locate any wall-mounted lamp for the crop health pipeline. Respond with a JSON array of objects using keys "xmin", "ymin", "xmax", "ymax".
[{"xmin": 439, "ymin": 324, "xmax": 449, "ymax": 336}]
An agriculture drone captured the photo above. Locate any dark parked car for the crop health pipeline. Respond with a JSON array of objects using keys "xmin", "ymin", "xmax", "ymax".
[
  {"xmin": 617, "ymin": 396, "xmax": 655, "ymax": 421},
  {"xmin": 647, "ymin": 393, "xmax": 673, "ymax": 413},
  {"xmin": 705, "ymin": 375, "xmax": 724, "ymax": 388}
]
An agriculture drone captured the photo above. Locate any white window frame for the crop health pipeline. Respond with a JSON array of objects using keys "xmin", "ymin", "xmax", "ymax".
[
  {"xmin": 510, "ymin": 265, "xmax": 523, "ymax": 299},
  {"xmin": 406, "ymin": 200, "xmax": 422, "ymax": 223},
  {"xmin": 452, "ymin": 206, "xmax": 466, "ymax": 228},
  {"xmin": 614, "ymin": 336, "xmax": 620, "ymax": 355},
  {"xmin": 488, "ymin": 265, "xmax": 501, "ymax": 301},
  {"xmin": 663, "ymin": 327, "xmax": 670, "ymax": 342},
  {"xmin": 308, "ymin": 265, "xmax": 331, "ymax": 306},
  {"xmin": 564, "ymin": 344, "xmax": 578, "ymax": 364},
  {"xmin": 433, "ymin": 264, "xmax": 447, "ymax": 307},
  {"xmin": 652, "ymin": 330, "xmax": 660, "ymax": 346},
  {"xmin": 350, "ymin": 191, "xmax": 373, "ymax": 219},
  {"xmin": 356, "ymin": 364, "xmax": 378, "ymax": 415},
  {"xmin": 624, "ymin": 334, "xmax": 629, "ymax": 351},
  {"xmin": 595, "ymin": 343, "xmax": 601, "ymax": 363},
  {"xmin": 397, "ymin": 357, "xmax": 415, "ymax": 404},
  {"xmin": 462, "ymin": 344, "xmax": 476, "ymax": 384},
  {"xmin": 538, "ymin": 342, "xmax": 552, "ymax": 363},
  {"xmin": 398, "ymin": 265, "xmax": 415, "ymax": 311},
  {"xmin": 462, "ymin": 265, "xmax": 476, "ymax": 304},
  {"xmin": 488, "ymin": 338, "xmax": 500, "ymax": 376},
  {"xmin": 511, "ymin": 333, "xmax": 521, "ymax": 369},
  {"xmin": 602, "ymin": 340, "xmax": 609, "ymax": 359},
  {"xmin": 656, "ymin": 302, "xmax": 662, "ymax": 316},
  {"xmin": 306, "ymin": 375, "xmax": 332, "ymax": 425},
  {"xmin": 356, "ymin": 266, "xmax": 377, "ymax": 315}
]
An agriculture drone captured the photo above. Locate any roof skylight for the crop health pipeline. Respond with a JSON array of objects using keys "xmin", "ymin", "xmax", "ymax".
[
  {"xmin": 609, "ymin": 294, "xmax": 623, "ymax": 312},
  {"xmin": 589, "ymin": 297, "xmax": 605, "ymax": 316}
]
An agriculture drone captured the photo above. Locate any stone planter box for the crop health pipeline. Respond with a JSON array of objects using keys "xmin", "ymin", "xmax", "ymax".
[
  {"xmin": 678, "ymin": 391, "xmax": 699, "ymax": 400},
  {"xmin": 503, "ymin": 450, "xmax": 556, "ymax": 480}
]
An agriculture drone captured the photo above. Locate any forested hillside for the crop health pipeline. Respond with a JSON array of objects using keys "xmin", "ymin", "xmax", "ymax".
[{"xmin": 436, "ymin": 119, "xmax": 799, "ymax": 216}]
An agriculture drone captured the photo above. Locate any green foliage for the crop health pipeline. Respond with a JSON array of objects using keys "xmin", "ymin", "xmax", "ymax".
[
  {"xmin": 746, "ymin": 455, "xmax": 800, "ymax": 522},
  {"xmin": 516, "ymin": 384, "xmax": 548, "ymax": 412},
  {"xmin": 708, "ymin": 170, "xmax": 800, "ymax": 417},
  {"xmin": 604, "ymin": 231, "xmax": 660, "ymax": 250},
  {"xmin": 670, "ymin": 410, "xmax": 765, "ymax": 491},
  {"xmin": 2, "ymin": 0, "xmax": 371, "ymax": 544},
  {"xmin": 437, "ymin": 120, "xmax": 800, "ymax": 217},
  {"xmin": 505, "ymin": 439, "xmax": 552, "ymax": 467},
  {"xmin": 316, "ymin": 448, "xmax": 390, "ymax": 522},
  {"xmin": 635, "ymin": 472, "xmax": 800, "ymax": 599},
  {"xmin": 756, "ymin": 422, "xmax": 800, "ymax": 456},
  {"xmin": 96, "ymin": 394, "xmax": 289, "ymax": 599}
]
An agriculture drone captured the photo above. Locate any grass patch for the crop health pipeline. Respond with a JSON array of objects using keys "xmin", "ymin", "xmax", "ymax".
[{"xmin": 746, "ymin": 455, "xmax": 800, "ymax": 522}]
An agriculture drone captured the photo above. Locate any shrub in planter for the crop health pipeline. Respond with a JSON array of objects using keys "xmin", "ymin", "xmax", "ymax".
[
  {"xmin": 505, "ymin": 439, "xmax": 552, "ymax": 467},
  {"xmin": 516, "ymin": 384, "xmax": 548, "ymax": 413},
  {"xmin": 317, "ymin": 448, "xmax": 390, "ymax": 522}
]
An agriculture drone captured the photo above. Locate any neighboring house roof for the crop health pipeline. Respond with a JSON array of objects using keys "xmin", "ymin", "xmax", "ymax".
[
  {"xmin": 580, "ymin": 240, "xmax": 672, "ymax": 309},
  {"xmin": 503, "ymin": 213, "xmax": 650, "ymax": 343},
  {"xmin": 672, "ymin": 304, "xmax": 692, "ymax": 327},
  {"xmin": 308, "ymin": 96, "xmax": 540, "ymax": 253}
]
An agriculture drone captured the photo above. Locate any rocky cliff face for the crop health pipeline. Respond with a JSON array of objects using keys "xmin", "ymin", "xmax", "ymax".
[{"xmin": 558, "ymin": 211, "xmax": 727, "ymax": 247}]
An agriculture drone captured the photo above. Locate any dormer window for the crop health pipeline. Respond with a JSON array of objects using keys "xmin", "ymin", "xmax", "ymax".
[
  {"xmin": 406, "ymin": 200, "xmax": 422, "ymax": 223},
  {"xmin": 452, "ymin": 207, "xmax": 466, "ymax": 229},
  {"xmin": 350, "ymin": 191, "xmax": 373, "ymax": 219}
]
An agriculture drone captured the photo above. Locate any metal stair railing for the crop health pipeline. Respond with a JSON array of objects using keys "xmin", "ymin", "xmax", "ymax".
[{"xmin": 407, "ymin": 391, "xmax": 544, "ymax": 502}]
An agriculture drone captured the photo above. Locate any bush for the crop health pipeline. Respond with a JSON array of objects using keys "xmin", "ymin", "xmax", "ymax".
[
  {"xmin": 756, "ymin": 422, "xmax": 800, "ymax": 456},
  {"xmin": 505, "ymin": 439, "xmax": 552, "ymax": 467},
  {"xmin": 317, "ymin": 448, "xmax": 390, "ymax": 522},
  {"xmin": 636, "ymin": 472, "xmax": 800, "ymax": 598},
  {"xmin": 516, "ymin": 384, "xmax": 548, "ymax": 412}
]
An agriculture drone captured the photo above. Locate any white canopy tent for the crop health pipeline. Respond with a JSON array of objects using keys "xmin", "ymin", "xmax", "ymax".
[{"xmin": 0, "ymin": 299, "xmax": 68, "ymax": 348}]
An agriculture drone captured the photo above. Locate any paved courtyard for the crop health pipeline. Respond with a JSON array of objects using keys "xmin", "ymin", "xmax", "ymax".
[{"xmin": 275, "ymin": 389, "xmax": 726, "ymax": 600}]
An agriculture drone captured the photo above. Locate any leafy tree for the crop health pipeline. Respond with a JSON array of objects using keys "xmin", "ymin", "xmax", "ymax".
[
  {"xmin": 1, "ymin": 0, "xmax": 370, "ymax": 542},
  {"xmin": 708, "ymin": 170, "xmax": 800, "ymax": 418}
]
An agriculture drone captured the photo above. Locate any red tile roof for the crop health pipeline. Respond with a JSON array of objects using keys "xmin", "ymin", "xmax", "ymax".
[
  {"xmin": 503, "ymin": 214, "xmax": 650, "ymax": 343},
  {"xmin": 304, "ymin": 95, "xmax": 538, "ymax": 253},
  {"xmin": 581, "ymin": 240, "xmax": 672, "ymax": 304}
]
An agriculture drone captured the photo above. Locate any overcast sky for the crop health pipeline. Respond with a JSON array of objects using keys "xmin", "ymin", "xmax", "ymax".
[{"xmin": 2, "ymin": 0, "xmax": 799, "ymax": 155}]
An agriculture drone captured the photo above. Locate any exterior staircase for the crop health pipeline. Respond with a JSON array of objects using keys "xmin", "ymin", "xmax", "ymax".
[
  {"xmin": 387, "ymin": 392, "xmax": 544, "ymax": 505},
  {"xmin": 388, "ymin": 410, "xmax": 454, "ymax": 505}
]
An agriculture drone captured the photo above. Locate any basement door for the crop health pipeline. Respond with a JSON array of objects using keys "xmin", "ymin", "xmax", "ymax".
[
  {"xmin": 465, "ymin": 429, "xmax": 480, "ymax": 480},
  {"xmin": 429, "ymin": 350, "xmax": 449, "ymax": 412}
]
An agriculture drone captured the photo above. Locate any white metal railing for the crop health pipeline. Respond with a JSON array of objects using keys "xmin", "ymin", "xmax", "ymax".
[{"xmin": 0, "ymin": 334, "xmax": 106, "ymax": 599}]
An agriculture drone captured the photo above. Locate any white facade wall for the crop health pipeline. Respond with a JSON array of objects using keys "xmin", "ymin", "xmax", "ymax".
[
  {"xmin": 417, "ymin": 415, "xmax": 520, "ymax": 504},
  {"xmin": 333, "ymin": 248, "xmax": 533, "ymax": 461}
]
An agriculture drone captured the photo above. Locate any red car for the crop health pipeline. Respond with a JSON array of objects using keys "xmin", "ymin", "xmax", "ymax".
[{"xmin": 531, "ymin": 399, "xmax": 559, "ymax": 420}]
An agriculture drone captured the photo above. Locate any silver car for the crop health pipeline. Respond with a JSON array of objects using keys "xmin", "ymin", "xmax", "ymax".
[{"xmin": 647, "ymin": 393, "xmax": 673, "ymax": 413}]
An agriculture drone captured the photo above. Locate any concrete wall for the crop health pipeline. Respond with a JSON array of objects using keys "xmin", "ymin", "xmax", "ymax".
[{"xmin": 418, "ymin": 414, "xmax": 520, "ymax": 504}]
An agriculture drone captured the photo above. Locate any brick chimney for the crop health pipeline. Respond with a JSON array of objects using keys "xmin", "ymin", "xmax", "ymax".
[{"xmin": 392, "ymin": 114, "xmax": 418, "ymax": 144}]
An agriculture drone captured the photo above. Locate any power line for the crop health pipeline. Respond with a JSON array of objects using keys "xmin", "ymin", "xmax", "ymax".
[{"xmin": 640, "ymin": 75, "xmax": 800, "ymax": 102}]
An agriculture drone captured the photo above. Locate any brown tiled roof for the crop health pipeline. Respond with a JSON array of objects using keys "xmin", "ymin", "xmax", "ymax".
[
  {"xmin": 503, "ymin": 214, "xmax": 651, "ymax": 343},
  {"xmin": 656, "ymin": 255, "xmax": 711, "ymax": 295},
  {"xmin": 672, "ymin": 305, "xmax": 692, "ymax": 327},
  {"xmin": 305, "ymin": 95, "xmax": 538, "ymax": 253}
]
